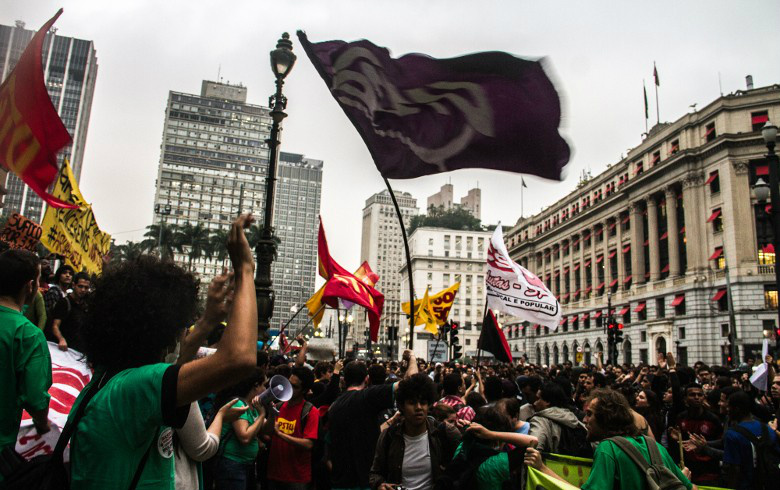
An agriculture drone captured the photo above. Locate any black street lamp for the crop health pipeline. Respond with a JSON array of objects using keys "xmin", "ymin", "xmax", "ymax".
[
  {"xmin": 256, "ymin": 33, "xmax": 296, "ymax": 339},
  {"xmin": 753, "ymin": 121, "xmax": 779, "ymax": 356}
]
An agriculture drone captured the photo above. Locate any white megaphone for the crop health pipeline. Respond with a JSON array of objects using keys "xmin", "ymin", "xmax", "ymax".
[{"xmin": 257, "ymin": 375, "xmax": 293, "ymax": 406}]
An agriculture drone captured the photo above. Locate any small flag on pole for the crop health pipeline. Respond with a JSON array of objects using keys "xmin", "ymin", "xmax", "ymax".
[
  {"xmin": 478, "ymin": 309, "xmax": 513, "ymax": 363},
  {"xmin": 521, "ymin": 177, "xmax": 528, "ymax": 188},
  {"xmin": 643, "ymin": 81, "xmax": 649, "ymax": 120},
  {"xmin": 653, "ymin": 62, "xmax": 660, "ymax": 86}
]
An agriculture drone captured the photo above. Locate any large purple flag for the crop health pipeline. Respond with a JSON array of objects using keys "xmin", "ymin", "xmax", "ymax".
[{"xmin": 297, "ymin": 31, "xmax": 570, "ymax": 181}]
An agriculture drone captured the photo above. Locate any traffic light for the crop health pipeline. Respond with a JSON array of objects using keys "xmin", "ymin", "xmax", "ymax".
[
  {"xmin": 607, "ymin": 323, "xmax": 615, "ymax": 343},
  {"xmin": 450, "ymin": 322, "xmax": 462, "ymax": 359},
  {"xmin": 615, "ymin": 324, "xmax": 624, "ymax": 343}
]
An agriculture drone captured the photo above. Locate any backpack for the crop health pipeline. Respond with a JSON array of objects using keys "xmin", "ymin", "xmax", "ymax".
[
  {"xmin": 0, "ymin": 372, "xmax": 154, "ymax": 490},
  {"xmin": 608, "ymin": 436, "xmax": 687, "ymax": 490},
  {"xmin": 732, "ymin": 424, "xmax": 780, "ymax": 490},
  {"xmin": 557, "ymin": 423, "xmax": 593, "ymax": 459},
  {"xmin": 434, "ymin": 436, "xmax": 499, "ymax": 490}
]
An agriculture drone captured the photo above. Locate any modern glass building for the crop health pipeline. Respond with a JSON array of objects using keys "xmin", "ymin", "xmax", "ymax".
[
  {"xmin": 153, "ymin": 80, "xmax": 322, "ymax": 335},
  {"xmin": 0, "ymin": 21, "xmax": 98, "ymax": 220}
]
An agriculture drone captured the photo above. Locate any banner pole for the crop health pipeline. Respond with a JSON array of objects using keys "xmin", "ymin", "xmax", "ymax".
[
  {"xmin": 384, "ymin": 177, "xmax": 417, "ymax": 351},
  {"xmin": 269, "ymin": 303, "xmax": 324, "ymax": 346}
]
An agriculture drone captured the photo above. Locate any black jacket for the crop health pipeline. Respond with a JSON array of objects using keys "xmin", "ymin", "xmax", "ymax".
[{"xmin": 369, "ymin": 416, "xmax": 461, "ymax": 490}]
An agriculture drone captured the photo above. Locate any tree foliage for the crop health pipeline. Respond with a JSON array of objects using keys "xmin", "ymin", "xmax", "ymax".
[{"xmin": 408, "ymin": 205, "xmax": 484, "ymax": 234}]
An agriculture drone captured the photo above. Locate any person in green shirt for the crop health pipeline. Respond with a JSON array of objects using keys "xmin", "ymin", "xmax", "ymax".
[
  {"xmin": 68, "ymin": 214, "xmax": 260, "ymax": 490},
  {"xmin": 0, "ymin": 249, "xmax": 52, "ymax": 453},
  {"xmin": 525, "ymin": 388, "xmax": 697, "ymax": 490}
]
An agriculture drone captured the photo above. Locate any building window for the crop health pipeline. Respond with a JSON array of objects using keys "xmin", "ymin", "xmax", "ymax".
[
  {"xmin": 673, "ymin": 294, "xmax": 686, "ymax": 316},
  {"xmin": 721, "ymin": 323, "xmax": 729, "ymax": 337},
  {"xmin": 634, "ymin": 160, "xmax": 644, "ymax": 176},
  {"xmin": 640, "ymin": 349, "xmax": 648, "ymax": 365},
  {"xmin": 635, "ymin": 302, "xmax": 647, "ymax": 321},
  {"xmin": 656, "ymin": 298, "xmax": 665, "ymax": 318},
  {"xmin": 708, "ymin": 208, "xmax": 723, "ymax": 233},
  {"xmin": 640, "ymin": 331, "xmax": 647, "ymax": 342},
  {"xmin": 427, "ymin": 272, "xmax": 433, "ymax": 281},
  {"xmin": 679, "ymin": 327, "xmax": 686, "ymax": 339},
  {"xmin": 706, "ymin": 170, "xmax": 720, "ymax": 194},
  {"xmin": 710, "ymin": 246, "xmax": 725, "ymax": 270},
  {"xmin": 669, "ymin": 139, "xmax": 680, "ymax": 156},
  {"xmin": 705, "ymin": 122, "xmax": 716, "ymax": 142},
  {"xmin": 765, "ymin": 285, "xmax": 778, "ymax": 310},
  {"xmin": 752, "ymin": 110, "xmax": 769, "ymax": 132},
  {"xmin": 651, "ymin": 150, "xmax": 661, "ymax": 167},
  {"xmin": 712, "ymin": 288, "xmax": 728, "ymax": 312}
]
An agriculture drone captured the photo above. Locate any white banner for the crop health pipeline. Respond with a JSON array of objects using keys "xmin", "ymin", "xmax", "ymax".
[
  {"xmin": 485, "ymin": 225, "xmax": 561, "ymax": 329},
  {"xmin": 16, "ymin": 342, "xmax": 92, "ymax": 462}
]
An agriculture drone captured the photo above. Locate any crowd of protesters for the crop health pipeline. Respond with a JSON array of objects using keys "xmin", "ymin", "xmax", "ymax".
[{"xmin": 2, "ymin": 213, "xmax": 780, "ymax": 490}]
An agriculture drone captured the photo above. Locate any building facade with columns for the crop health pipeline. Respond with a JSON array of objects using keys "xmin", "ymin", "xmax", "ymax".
[
  {"xmin": 399, "ymin": 226, "xmax": 493, "ymax": 361},
  {"xmin": 503, "ymin": 84, "xmax": 780, "ymax": 367}
]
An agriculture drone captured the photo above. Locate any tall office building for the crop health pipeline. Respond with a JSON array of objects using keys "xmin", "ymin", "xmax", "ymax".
[
  {"xmin": 0, "ymin": 21, "xmax": 98, "ymax": 219},
  {"xmin": 352, "ymin": 189, "xmax": 418, "ymax": 356},
  {"xmin": 152, "ymin": 80, "xmax": 322, "ymax": 335},
  {"xmin": 426, "ymin": 183, "xmax": 482, "ymax": 219}
]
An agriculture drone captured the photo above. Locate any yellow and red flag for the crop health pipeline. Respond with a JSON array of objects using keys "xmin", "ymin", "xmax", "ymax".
[
  {"xmin": 317, "ymin": 217, "xmax": 384, "ymax": 341},
  {"xmin": 0, "ymin": 9, "xmax": 77, "ymax": 209},
  {"xmin": 402, "ymin": 282, "xmax": 460, "ymax": 326},
  {"xmin": 306, "ymin": 260, "xmax": 379, "ymax": 328}
]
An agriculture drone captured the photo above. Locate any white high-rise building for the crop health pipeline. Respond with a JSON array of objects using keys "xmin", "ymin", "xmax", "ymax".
[
  {"xmin": 400, "ymin": 226, "xmax": 493, "ymax": 361},
  {"xmin": 351, "ymin": 189, "xmax": 418, "ymax": 357}
]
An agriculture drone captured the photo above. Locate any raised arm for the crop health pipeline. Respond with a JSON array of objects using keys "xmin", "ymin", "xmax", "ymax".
[
  {"xmin": 177, "ymin": 272, "xmax": 233, "ymax": 365},
  {"xmin": 176, "ymin": 214, "xmax": 258, "ymax": 407},
  {"xmin": 295, "ymin": 335, "xmax": 309, "ymax": 367}
]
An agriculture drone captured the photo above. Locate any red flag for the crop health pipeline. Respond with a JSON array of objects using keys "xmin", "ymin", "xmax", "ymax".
[
  {"xmin": 0, "ymin": 9, "xmax": 77, "ymax": 209},
  {"xmin": 478, "ymin": 310, "xmax": 513, "ymax": 363},
  {"xmin": 318, "ymin": 217, "xmax": 384, "ymax": 341}
]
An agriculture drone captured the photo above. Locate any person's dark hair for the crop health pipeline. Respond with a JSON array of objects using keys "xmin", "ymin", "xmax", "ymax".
[
  {"xmin": 291, "ymin": 366, "xmax": 315, "ymax": 392},
  {"xmin": 539, "ymin": 382, "xmax": 569, "ymax": 408},
  {"xmin": 587, "ymin": 388, "xmax": 639, "ymax": 439},
  {"xmin": 73, "ymin": 271, "xmax": 90, "ymax": 285},
  {"xmin": 368, "ymin": 363, "xmax": 387, "ymax": 386},
  {"xmin": 343, "ymin": 360, "xmax": 368, "ymax": 387},
  {"xmin": 715, "ymin": 375, "xmax": 732, "ymax": 390},
  {"xmin": 501, "ymin": 378, "xmax": 518, "ymax": 398},
  {"xmin": 314, "ymin": 361, "xmax": 333, "ymax": 379},
  {"xmin": 82, "ymin": 256, "xmax": 199, "ymax": 371},
  {"xmin": 53, "ymin": 264, "xmax": 75, "ymax": 284},
  {"xmin": 465, "ymin": 391, "xmax": 487, "ymax": 411},
  {"xmin": 591, "ymin": 372, "xmax": 607, "ymax": 388},
  {"xmin": 720, "ymin": 386, "xmax": 739, "ymax": 399},
  {"xmin": 518, "ymin": 375, "xmax": 543, "ymax": 392},
  {"xmin": 396, "ymin": 373, "xmax": 437, "ymax": 407},
  {"xmin": 431, "ymin": 403, "xmax": 456, "ymax": 423},
  {"xmin": 0, "ymin": 249, "xmax": 40, "ymax": 297},
  {"xmin": 483, "ymin": 375, "xmax": 503, "ymax": 402},
  {"xmin": 215, "ymin": 367, "xmax": 266, "ymax": 406},
  {"xmin": 473, "ymin": 405, "xmax": 512, "ymax": 433},
  {"xmin": 442, "ymin": 372, "xmax": 464, "ymax": 396},
  {"xmin": 727, "ymin": 390, "xmax": 752, "ymax": 420},
  {"xmin": 273, "ymin": 363, "xmax": 292, "ymax": 379},
  {"xmin": 684, "ymin": 383, "xmax": 704, "ymax": 395},
  {"xmin": 498, "ymin": 397, "xmax": 521, "ymax": 419}
]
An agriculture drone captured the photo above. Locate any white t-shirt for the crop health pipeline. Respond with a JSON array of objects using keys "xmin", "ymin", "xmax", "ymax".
[{"xmin": 401, "ymin": 431, "xmax": 433, "ymax": 490}]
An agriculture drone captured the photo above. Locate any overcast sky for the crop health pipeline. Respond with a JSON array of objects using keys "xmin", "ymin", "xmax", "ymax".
[{"xmin": 4, "ymin": 0, "xmax": 780, "ymax": 272}]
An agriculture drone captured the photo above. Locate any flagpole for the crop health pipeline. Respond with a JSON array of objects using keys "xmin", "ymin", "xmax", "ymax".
[
  {"xmin": 654, "ymin": 62, "xmax": 660, "ymax": 125},
  {"xmin": 384, "ymin": 177, "xmax": 418, "ymax": 351},
  {"xmin": 643, "ymin": 80, "xmax": 648, "ymax": 134},
  {"xmin": 269, "ymin": 303, "xmax": 324, "ymax": 346}
]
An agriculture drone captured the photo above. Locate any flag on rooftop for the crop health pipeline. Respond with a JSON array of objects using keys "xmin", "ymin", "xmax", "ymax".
[{"xmin": 298, "ymin": 31, "xmax": 570, "ymax": 181}]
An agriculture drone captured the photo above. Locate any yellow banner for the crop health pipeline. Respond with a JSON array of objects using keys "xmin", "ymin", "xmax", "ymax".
[
  {"xmin": 40, "ymin": 159, "xmax": 111, "ymax": 274},
  {"xmin": 402, "ymin": 282, "xmax": 459, "ymax": 326}
]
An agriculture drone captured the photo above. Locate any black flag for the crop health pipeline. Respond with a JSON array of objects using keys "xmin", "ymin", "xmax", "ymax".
[{"xmin": 478, "ymin": 310, "xmax": 513, "ymax": 363}]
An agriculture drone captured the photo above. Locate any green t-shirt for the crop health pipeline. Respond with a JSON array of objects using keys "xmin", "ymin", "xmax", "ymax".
[
  {"xmin": 0, "ymin": 304, "xmax": 51, "ymax": 450},
  {"xmin": 452, "ymin": 441, "xmax": 510, "ymax": 490},
  {"xmin": 220, "ymin": 399, "xmax": 260, "ymax": 463},
  {"xmin": 69, "ymin": 363, "xmax": 188, "ymax": 490},
  {"xmin": 582, "ymin": 437, "xmax": 693, "ymax": 490}
]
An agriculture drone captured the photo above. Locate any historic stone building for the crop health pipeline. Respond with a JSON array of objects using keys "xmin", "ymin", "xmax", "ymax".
[{"xmin": 503, "ymin": 83, "xmax": 780, "ymax": 367}]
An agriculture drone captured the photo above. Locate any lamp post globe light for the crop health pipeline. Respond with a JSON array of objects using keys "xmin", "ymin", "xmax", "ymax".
[
  {"xmin": 256, "ymin": 33, "xmax": 296, "ymax": 340},
  {"xmin": 752, "ymin": 122, "xmax": 780, "ymax": 356}
]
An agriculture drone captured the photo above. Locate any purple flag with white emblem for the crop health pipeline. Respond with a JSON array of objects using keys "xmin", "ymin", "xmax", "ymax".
[{"xmin": 297, "ymin": 31, "xmax": 570, "ymax": 181}]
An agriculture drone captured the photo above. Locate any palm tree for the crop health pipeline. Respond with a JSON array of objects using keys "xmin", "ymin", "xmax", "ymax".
[
  {"xmin": 142, "ymin": 222, "xmax": 179, "ymax": 261},
  {"xmin": 175, "ymin": 222, "xmax": 212, "ymax": 270},
  {"xmin": 114, "ymin": 241, "xmax": 146, "ymax": 262},
  {"xmin": 209, "ymin": 228, "xmax": 230, "ymax": 268}
]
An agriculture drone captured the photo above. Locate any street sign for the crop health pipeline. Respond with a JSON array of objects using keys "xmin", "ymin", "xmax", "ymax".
[{"xmin": 428, "ymin": 339, "xmax": 448, "ymax": 363}]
